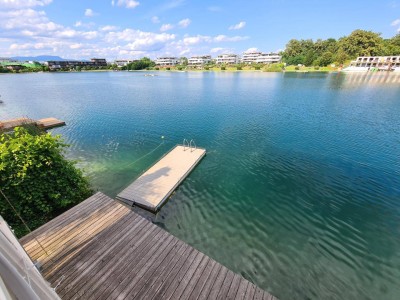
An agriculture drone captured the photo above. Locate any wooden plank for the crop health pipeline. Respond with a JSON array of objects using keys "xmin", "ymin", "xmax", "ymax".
[
  {"xmin": 150, "ymin": 248, "xmax": 198, "ymax": 300},
  {"xmin": 36, "ymin": 203, "xmax": 127, "ymax": 267},
  {"xmin": 21, "ymin": 192, "xmax": 107, "ymax": 248},
  {"xmin": 97, "ymin": 229, "xmax": 169, "ymax": 300},
  {"xmin": 234, "ymin": 279, "xmax": 250, "ymax": 300},
  {"xmin": 178, "ymin": 255, "xmax": 210, "ymax": 300},
  {"xmin": 217, "ymin": 270, "xmax": 235, "ymax": 300},
  {"xmin": 45, "ymin": 212, "xmax": 141, "ymax": 281},
  {"xmin": 36, "ymin": 117, "xmax": 65, "ymax": 129},
  {"xmin": 244, "ymin": 282, "xmax": 256, "ymax": 300},
  {"xmin": 226, "ymin": 273, "xmax": 242, "ymax": 300},
  {"xmin": 206, "ymin": 265, "xmax": 228, "ymax": 299},
  {"xmin": 117, "ymin": 145, "xmax": 206, "ymax": 211},
  {"xmin": 140, "ymin": 246, "xmax": 194, "ymax": 300},
  {"xmin": 60, "ymin": 220, "xmax": 160, "ymax": 299},
  {"xmin": 161, "ymin": 251, "xmax": 204, "ymax": 300},
  {"xmin": 19, "ymin": 193, "xmax": 276, "ymax": 300},
  {"xmin": 132, "ymin": 241, "xmax": 188, "ymax": 300},
  {"xmin": 107, "ymin": 232, "xmax": 176, "ymax": 299},
  {"xmin": 187, "ymin": 259, "xmax": 217, "ymax": 299},
  {"xmin": 254, "ymin": 287, "xmax": 264, "ymax": 300},
  {"xmin": 196, "ymin": 263, "xmax": 223, "ymax": 300},
  {"xmin": 57, "ymin": 217, "xmax": 154, "ymax": 297}
]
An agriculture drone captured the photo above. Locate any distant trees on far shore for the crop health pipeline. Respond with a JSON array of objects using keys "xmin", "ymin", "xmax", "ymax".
[{"xmin": 281, "ymin": 30, "xmax": 400, "ymax": 67}]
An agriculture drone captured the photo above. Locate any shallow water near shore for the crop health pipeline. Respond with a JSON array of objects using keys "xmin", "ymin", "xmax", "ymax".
[{"xmin": 1, "ymin": 71, "xmax": 400, "ymax": 299}]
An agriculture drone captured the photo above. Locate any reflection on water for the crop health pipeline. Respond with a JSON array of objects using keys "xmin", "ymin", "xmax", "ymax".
[{"xmin": 0, "ymin": 71, "xmax": 399, "ymax": 300}]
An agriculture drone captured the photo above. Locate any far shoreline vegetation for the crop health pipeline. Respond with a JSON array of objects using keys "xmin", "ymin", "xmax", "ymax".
[{"xmin": 1, "ymin": 29, "xmax": 400, "ymax": 74}]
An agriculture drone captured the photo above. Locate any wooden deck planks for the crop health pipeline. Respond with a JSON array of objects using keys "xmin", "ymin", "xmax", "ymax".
[
  {"xmin": 19, "ymin": 193, "xmax": 276, "ymax": 300},
  {"xmin": 117, "ymin": 145, "xmax": 206, "ymax": 211}
]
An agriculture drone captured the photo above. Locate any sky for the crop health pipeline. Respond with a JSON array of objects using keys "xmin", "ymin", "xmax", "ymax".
[{"xmin": 0, "ymin": 0, "xmax": 399, "ymax": 60}]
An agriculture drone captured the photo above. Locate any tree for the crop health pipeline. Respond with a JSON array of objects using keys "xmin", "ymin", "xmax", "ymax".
[
  {"xmin": 318, "ymin": 51, "xmax": 334, "ymax": 66},
  {"xmin": 0, "ymin": 127, "xmax": 92, "ymax": 237},
  {"xmin": 180, "ymin": 57, "xmax": 188, "ymax": 66},
  {"xmin": 338, "ymin": 30, "xmax": 384, "ymax": 57}
]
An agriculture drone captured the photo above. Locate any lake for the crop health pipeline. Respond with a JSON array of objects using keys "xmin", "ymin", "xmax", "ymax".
[{"xmin": 1, "ymin": 71, "xmax": 399, "ymax": 299}]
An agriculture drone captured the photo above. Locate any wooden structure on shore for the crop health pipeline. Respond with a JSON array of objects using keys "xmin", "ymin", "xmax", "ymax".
[
  {"xmin": 20, "ymin": 192, "xmax": 277, "ymax": 300},
  {"xmin": 117, "ymin": 144, "xmax": 206, "ymax": 211},
  {"xmin": 0, "ymin": 117, "xmax": 65, "ymax": 131}
]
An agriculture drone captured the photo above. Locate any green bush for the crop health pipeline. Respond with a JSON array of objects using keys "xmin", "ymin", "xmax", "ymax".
[
  {"xmin": 237, "ymin": 66, "xmax": 242, "ymax": 70},
  {"xmin": 255, "ymin": 66, "xmax": 261, "ymax": 70},
  {"xmin": 177, "ymin": 66, "xmax": 183, "ymax": 70},
  {"xmin": 0, "ymin": 127, "xmax": 92, "ymax": 237},
  {"xmin": 166, "ymin": 67, "xmax": 171, "ymax": 70},
  {"xmin": 221, "ymin": 66, "xmax": 226, "ymax": 70},
  {"xmin": 314, "ymin": 66, "xmax": 320, "ymax": 70},
  {"xmin": 295, "ymin": 66, "xmax": 300, "ymax": 70},
  {"xmin": 155, "ymin": 67, "xmax": 159, "ymax": 70},
  {"xmin": 204, "ymin": 66, "xmax": 209, "ymax": 70}
]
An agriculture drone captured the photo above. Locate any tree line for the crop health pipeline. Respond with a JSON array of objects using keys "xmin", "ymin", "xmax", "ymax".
[{"xmin": 281, "ymin": 29, "xmax": 400, "ymax": 67}]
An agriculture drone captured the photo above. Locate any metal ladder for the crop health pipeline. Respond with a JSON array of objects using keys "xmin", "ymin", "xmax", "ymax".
[{"xmin": 183, "ymin": 139, "xmax": 197, "ymax": 152}]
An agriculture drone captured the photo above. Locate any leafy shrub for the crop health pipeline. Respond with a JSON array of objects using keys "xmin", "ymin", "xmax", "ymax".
[
  {"xmin": 166, "ymin": 67, "xmax": 171, "ymax": 70},
  {"xmin": 177, "ymin": 66, "xmax": 183, "ymax": 70},
  {"xmin": 314, "ymin": 66, "xmax": 320, "ymax": 70},
  {"xmin": 264, "ymin": 63, "xmax": 284, "ymax": 72},
  {"xmin": 237, "ymin": 66, "xmax": 242, "ymax": 70},
  {"xmin": 221, "ymin": 66, "xmax": 226, "ymax": 70},
  {"xmin": 0, "ymin": 128, "xmax": 92, "ymax": 237},
  {"xmin": 255, "ymin": 66, "xmax": 261, "ymax": 70},
  {"xmin": 204, "ymin": 66, "xmax": 209, "ymax": 70},
  {"xmin": 295, "ymin": 66, "xmax": 300, "ymax": 70},
  {"xmin": 155, "ymin": 67, "xmax": 159, "ymax": 70}
]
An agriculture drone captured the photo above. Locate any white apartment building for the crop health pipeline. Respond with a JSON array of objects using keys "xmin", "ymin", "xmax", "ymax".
[
  {"xmin": 242, "ymin": 52, "xmax": 281, "ymax": 64},
  {"xmin": 188, "ymin": 55, "xmax": 212, "ymax": 66},
  {"xmin": 215, "ymin": 54, "xmax": 240, "ymax": 65},
  {"xmin": 114, "ymin": 59, "xmax": 135, "ymax": 67},
  {"xmin": 155, "ymin": 57, "xmax": 180, "ymax": 66},
  {"xmin": 242, "ymin": 52, "xmax": 262, "ymax": 64}
]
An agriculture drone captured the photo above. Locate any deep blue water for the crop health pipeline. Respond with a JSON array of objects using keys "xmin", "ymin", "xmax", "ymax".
[{"xmin": 1, "ymin": 71, "xmax": 400, "ymax": 299}]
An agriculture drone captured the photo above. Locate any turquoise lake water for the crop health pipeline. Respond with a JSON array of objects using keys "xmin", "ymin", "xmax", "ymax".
[{"xmin": 1, "ymin": 71, "xmax": 400, "ymax": 299}]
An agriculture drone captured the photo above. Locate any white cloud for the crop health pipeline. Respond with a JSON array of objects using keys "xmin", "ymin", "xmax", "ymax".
[
  {"xmin": 84, "ymin": 8, "xmax": 96, "ymax": 17},
  {"xmin": 151, "ymin": 16, "xmax": 160, "ymax": 23},
  {"xmin": 160, "ymin": 23, "xmax": 174, "ymax": 32},
  {"xmin": 0, "ymin": 0, "xmax": 52, "ymax": 8},
  {"xmin": 210, "ymin": 47, "xmax": 224, "ymax": 53},
  {"xmin": 112, "ymin": 0, "xmax": 139, "ymax": 9},
  {"xmin": 214, "ymin": 35, "xmax": 248, "ymax": 42},
  {"xmin": 183, "ymin": 35, "xmax": 211, "ymax": 45},
  {"xmin": 208, "ymin": 6, "xmax": 221, "ymax": 12},
  {"xmin": 100, "ymin": 25, "xmax": 118, "ymax": 31},
  {"xmin": 229, "ymin": 21, "xmax": 246, "ymax": 30},
  {"xmin": 74, "ymin": 21, "xmax": 82, "ymax": 27},
  {"xmin": 244, "ymin": 47, "xmax": 259, "ymax": 53},
  {"xmin": 391, "ymin": 19, "xmax": 400, "ymax": 26},
  {"xmin": 178, "ymin": 18, "xmax": 191, "ymax": 28}
]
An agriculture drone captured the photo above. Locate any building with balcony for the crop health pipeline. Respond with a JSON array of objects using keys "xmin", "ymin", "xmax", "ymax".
[
  {"xmin": 155, "ymin": 57, "xmax": 180, "ymax": 66},
  {"xmin": 343, "ymin": 56, "xmax": 400, "ymax": 72},
  {"xmin": 188, "ymin": 55, "xmax": 212, "ymax": 66},
  {"xmin": 45, "ymin": 58, "xmax": 107, "ymax": 70},
  {"xmin": 114, "ymin": 59, "xmax": 136, "ymax": 67},
  {"xmin": 215, "ymin": 54, "xmax": 240, "ymax": 65},
  {"xmin": 242, "ymin": 51, "xmax": 281, "ymax": 64}
]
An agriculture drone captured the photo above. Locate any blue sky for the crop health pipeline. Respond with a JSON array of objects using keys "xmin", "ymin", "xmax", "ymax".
[{"xmin": 0, "ymin": 0, "xmax": 399, "ymax": 60}]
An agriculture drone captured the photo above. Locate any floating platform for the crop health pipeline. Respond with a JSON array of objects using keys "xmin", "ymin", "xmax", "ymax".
[
  {"xmin": 0, "ymin": 117, "xmax": 65, "ymax": 131},
  {"xmin": 19, "ymin": 192, "xmax": 277, "ymax": 300},
  {"xmin": 117, "ymin": 145, "xmax": 206, "ymax": 211}
]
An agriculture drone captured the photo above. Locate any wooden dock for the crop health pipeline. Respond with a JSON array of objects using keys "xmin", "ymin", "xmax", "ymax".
[
  {"xmin": 117, "ymin": 145, "xmax": 206, "ymax": 211},
  {"xmin": 20, "ymin": 192, "xmax": 277, "ymax": 300},
  {"xmin": 0, "ymin": 117, "xmax": 65, "ymax": 131}
]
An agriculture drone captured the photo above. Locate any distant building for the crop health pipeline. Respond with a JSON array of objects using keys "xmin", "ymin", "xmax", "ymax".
[
  {"xmin": 215, "ymin": 54, "xmax": 240, "ymax": 65},
  {"xmin": 114, "ymin": 59, "xmax": 137, "ymax": 67},
  {"xmin": 188, "ymin": 55, "xmax": 212, "ymax": 66},
  {"xmin": 155, "ymin": 57, "xmax": 180, "ymax": 66},
  {"xmin": 45, "ymin": 58, "xmax": 107, "ymax": 70},
  {"xmin": 242, "ymin": 52, "xmax": 281, "ymax": 64},
  {"xmin": 241, "ymin": 52, "xmax": 262, "ymax": 64}
]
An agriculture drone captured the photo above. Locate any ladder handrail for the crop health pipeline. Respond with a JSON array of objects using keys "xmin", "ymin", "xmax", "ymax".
[
  {"xmin": 189, "ymin": 139, "xmax": 196, "ymax": 152},
  {"xmin": 183, "ymin": 139, "xmax": 189, "ymax": 151}
]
